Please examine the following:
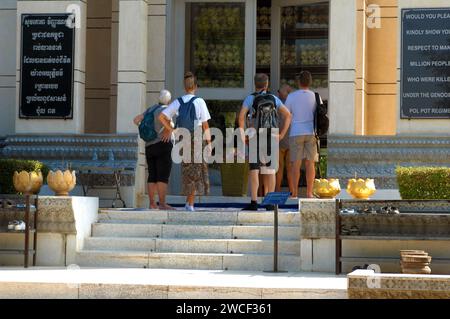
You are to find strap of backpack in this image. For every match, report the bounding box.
[313,92,322,136]
[314,92,322,178]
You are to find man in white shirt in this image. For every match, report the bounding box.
[285,71,321,198]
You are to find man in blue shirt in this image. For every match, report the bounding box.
[238,74,291,211]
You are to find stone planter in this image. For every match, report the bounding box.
[47,170,76,196]
[13,171,43,195]
[220,163,249,196]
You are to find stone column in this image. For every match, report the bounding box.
[0,0,18,136]
[116,0,148,133]
[328,0,357,135]
[15,0,87,134]
[116,0,148,207]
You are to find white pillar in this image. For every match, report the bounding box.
[0,0,17,136]
[116,0,148,133]
[15,0,87,134]
[328,0,357,135]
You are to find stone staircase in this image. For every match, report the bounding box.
[76,208,302,271]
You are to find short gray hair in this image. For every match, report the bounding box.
[159,89,171,105]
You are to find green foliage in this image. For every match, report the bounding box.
[318,150,327,178]
[0,159,50,194]
[396,166,450,200]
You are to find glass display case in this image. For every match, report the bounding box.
[279,2,329,93]
[185,3,245,88]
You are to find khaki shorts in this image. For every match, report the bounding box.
[289,135,319,162]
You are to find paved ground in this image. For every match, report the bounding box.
[0,267,348,299]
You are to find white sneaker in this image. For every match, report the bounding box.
[184,204,195,212]
[7,220,18,230]
[14,221,26,231]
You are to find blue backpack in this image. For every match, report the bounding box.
[176,96,198,132]
[139,105,160,142]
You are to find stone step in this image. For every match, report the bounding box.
[83,237,300,255]
[98,210,300,226]
[91,223,300,240]
[0,268,348,299]
[76,250,302,271]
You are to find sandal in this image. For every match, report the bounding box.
[341,225,351,235]
[350,225,360,235]
[362,207,377,214]
[388,206,400,214]
[4,200,14,209]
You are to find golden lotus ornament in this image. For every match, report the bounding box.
[47,170,76,196]
[13,171,43,195]
[313,178,341,199]
[346,178,376,199]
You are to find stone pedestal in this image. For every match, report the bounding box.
[299,199,336,272]
[15,1,87,134]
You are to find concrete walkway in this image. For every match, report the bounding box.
[0,267,348,299]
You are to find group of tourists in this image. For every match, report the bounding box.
[133,71,325,211]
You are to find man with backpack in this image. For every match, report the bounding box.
[285,71,328,199]
[238,73,292,211]
[133,89,175,210]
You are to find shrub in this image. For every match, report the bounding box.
[396,166,450,199]
[0,159,50,194]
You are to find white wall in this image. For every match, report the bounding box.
[328,0,357,135]
[0,0,17,136]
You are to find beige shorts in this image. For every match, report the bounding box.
[289,135,319,162]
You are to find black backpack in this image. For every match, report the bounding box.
[251,92,279,130]
[314,92,329,137]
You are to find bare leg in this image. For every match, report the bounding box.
[285,151,293,195]
[157,182,174,210]
[305,159,316,198]
[291,160,302,198]
[275,151,285,192]
[263,173,276,195]
[148,183,158,209]
[249,170,259,201]
[187,193,195,206]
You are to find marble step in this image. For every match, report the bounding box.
[92,223,300,240]
[98,210,300,226]
[83,237,301,255]
[76,250,302,271]
[0,268,348,299]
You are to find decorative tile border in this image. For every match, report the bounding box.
[328,135,450,189]
[348,270,450,299]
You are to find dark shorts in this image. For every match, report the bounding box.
[145,141,173,183]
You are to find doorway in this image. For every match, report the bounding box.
[258,0,329,99]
